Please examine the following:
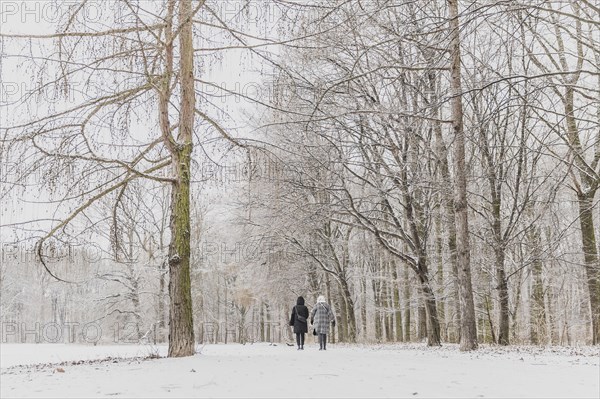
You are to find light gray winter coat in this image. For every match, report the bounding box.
[311,302,335,334]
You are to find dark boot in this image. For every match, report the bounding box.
[323,334,327,350]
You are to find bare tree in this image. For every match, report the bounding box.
[513,0,600,344]
[2,0,222,356]
[447,0,478,351]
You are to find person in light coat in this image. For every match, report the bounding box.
[310,295,336,350]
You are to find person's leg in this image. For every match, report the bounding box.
[300,333,305,349]
[323,334,327,350]
[318,333,324,350]
[296,333,301,349]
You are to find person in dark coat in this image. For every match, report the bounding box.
[310,295,336,350]
[289,296,309,350]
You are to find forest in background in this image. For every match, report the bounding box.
[0,0,598,351]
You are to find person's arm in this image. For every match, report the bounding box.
[289,308,295,326]
[310,307,316,324]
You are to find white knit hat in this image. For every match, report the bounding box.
[317,295,326,303]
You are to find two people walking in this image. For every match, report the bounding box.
[289,295,336,350]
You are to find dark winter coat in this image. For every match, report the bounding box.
[289,296,309,334]
[310,301,335,334]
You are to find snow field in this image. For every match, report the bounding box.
[1,343,598,398]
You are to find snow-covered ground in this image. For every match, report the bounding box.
[1,342,598,398]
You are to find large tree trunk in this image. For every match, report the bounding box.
[372,277,383,342]
[489,165,509,345]
[325,273,335,344]
[361,275,368,339]
[339,276,357,342]
[167,0,196,357]
[546,282,558,345]
[448,0,478,351]
[384,279,393,341]
[264,303,271,343]
[529,227,546,344]
[578,194,600,344]
[428,70,461,344]
[390,262,404,342]
[495,247,510,345]
[335,283,348,342]
[417,259,441,346]
[404,266,411,342]
[158,260,167,342]
[417,302,427,341]
[435,215,446,342]
[510,263,523,344]
[167,163,195,356]
[421,281,441,346]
